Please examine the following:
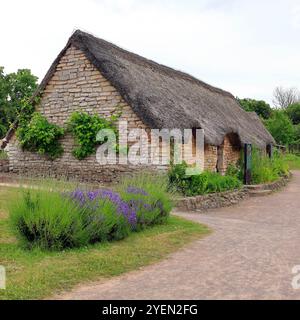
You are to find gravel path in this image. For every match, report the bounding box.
[56,171,300,300]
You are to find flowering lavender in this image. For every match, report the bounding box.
[126,186,148,196]
[100,189,137,226]
[67,188,137,227]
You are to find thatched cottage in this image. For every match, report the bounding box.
[2,30,274,182]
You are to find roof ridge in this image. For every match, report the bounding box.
[71,30,235,99]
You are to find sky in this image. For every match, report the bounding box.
[1,0,300,106]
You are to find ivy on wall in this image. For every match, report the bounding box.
[67,110,120,160]
[16,98,122,160]
[16,97,64,159]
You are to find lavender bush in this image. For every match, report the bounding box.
[10,173,173,251]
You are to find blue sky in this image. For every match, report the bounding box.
[1,0,300,105]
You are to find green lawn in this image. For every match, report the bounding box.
[283,154,300,170]
[0,186,209,300]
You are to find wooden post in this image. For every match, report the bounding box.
[266,144,273,159]
[244,143,252,185]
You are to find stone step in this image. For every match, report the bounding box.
[248,189,273,197]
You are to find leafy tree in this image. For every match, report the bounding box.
[294,124,300,144]
[237,98,272,119]
[265,111,295,146]
[0,67,38,138]
[286,103,300,125]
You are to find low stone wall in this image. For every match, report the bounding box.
[261,173,292,191]
[0,159,9,173]
[175,188,249,212]
[175,173,292,212]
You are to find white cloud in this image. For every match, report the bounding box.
[1,0,300,106]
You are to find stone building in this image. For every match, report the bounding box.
[1,30,274,182]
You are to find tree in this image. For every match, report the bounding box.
[272,86,300,109]
[265,110,295,146]
[237,98,272,119]
[0,68,38,138]
[294,124,300,144]
[286,103,300,125]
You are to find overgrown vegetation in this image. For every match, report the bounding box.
[238,90,300,149]
[282,153,300,170]
[238,98,272,119]
[16,111,64,159]
[0,67,38,138]
[9,174,173,251]
[251,149,289,184]
[168,162,242,196]
[67,110,121,159]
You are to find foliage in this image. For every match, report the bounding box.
[293,124,300,144]
[9,173,173,251]
[237,98,272,119]
[226,163,241,178]
[9,189,89,250]
[282,153,300,170]
[0,67,38,138]
[265,110,295,146]
[16,112,64,159]
[168,162,242,196]
[117,173,173,230]
[286,103,300,125]
[251,148,289,184]
[68,111,119,160]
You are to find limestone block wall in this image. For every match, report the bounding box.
[204,144,218,172]
[8,46,156,182]
[7,45,241,182]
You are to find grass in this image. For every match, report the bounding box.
[283,153,300,170]
[0,186,209,300]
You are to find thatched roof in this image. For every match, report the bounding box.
[2,30,275,148]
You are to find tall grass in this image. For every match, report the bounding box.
[282,153,300,170]
[251,148,289,184]
[9,188,89,250]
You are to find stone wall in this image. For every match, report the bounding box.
[222,134,241,172]
[8,45,156,182]
[7,45,242,182]
[0,159,9,173]
[176,188,249,212]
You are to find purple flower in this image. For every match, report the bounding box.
[126,186,148,196]
[66,188,137,227]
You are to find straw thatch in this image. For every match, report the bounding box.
[1,30,274,149]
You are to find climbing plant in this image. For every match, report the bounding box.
[67,109,121,160]
[16,97,65,159]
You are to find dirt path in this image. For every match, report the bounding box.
[56,171,300,300]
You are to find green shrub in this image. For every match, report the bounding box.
[251,148,289,184]
[117,173,173,230]
[283,153,300,170]
[168,162,242,196]
[16,112,64,159]
[67,111,119,160]
[9,189,88,250]
[9,174,173,251]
